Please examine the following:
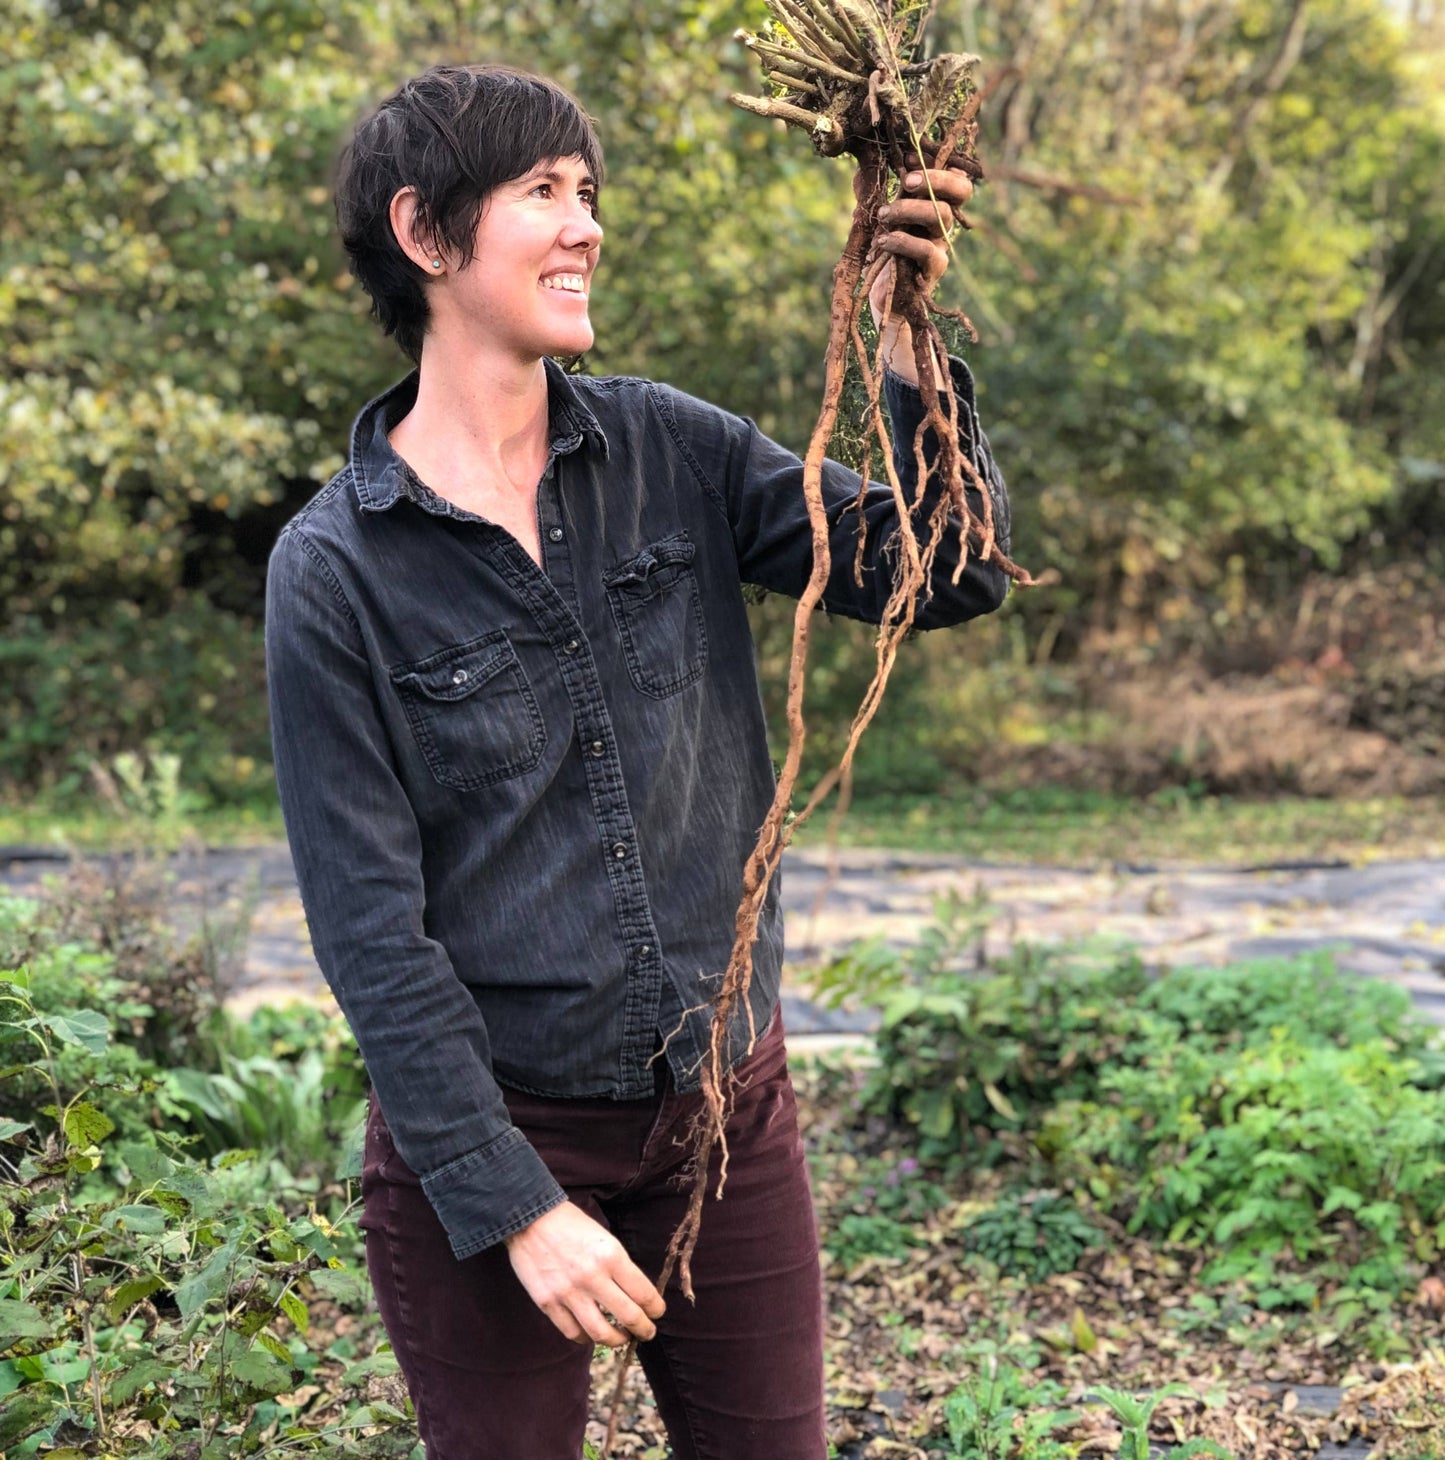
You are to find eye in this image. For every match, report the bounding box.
[530,181,553,198]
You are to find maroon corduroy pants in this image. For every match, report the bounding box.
[358,1009,827,1459]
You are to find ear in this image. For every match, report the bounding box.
[389,186,446,274]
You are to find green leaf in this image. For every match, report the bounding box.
[228,1347,295,1394]
[1089,1384,1147,1428]
[175,1241,240,1317]
[278,1290,309,1334]
[108,1357,172,1404]
[0,1299,52,1348]
[101,1203,165,1235]
[0,1389,56,1449]
[1070,1307,1098,1354]
[309,1266,368,1306]
[0,1121,31,1143]
[40,1009,110,1056]
[107,1273,167,1321]
[342,1350,401,1386]
[256,1330,294,1365]
[1322,1186,1364,1215]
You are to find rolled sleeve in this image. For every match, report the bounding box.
[881,355,1012,626]
[423,1127,569,1259]
[265,524,566,1259]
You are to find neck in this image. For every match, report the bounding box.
[391,333,552,498]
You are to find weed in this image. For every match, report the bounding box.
[962,1188,1105,1281]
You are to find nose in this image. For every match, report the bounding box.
[566,199,603,251]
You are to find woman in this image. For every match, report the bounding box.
[265,61,1008,1460]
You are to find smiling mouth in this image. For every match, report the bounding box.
[540,273,587,294]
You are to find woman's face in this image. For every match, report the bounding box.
[442,153,603,364]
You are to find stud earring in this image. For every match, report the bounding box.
[431,259,442,269]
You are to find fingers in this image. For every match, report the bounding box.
[614,1254,668,1323]
[876,230,941,267]
[505,1201,667,1350]
[541,1300,588,1345]
[573,1298,633,1348]
[873,227,947,291]
[899,154,975,211]
[879,196,959,239]
[597,1286,658,1344]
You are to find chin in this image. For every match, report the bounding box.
[548,325,594,358]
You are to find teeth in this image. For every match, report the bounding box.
[541,274,585,293]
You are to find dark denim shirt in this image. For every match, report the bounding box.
[264,355,1011,1260]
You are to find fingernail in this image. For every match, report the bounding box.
[905,172,923,189]
[879,204,892,218]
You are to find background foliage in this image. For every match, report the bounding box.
[2,0,1442,803]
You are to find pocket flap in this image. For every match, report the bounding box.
[603,532,696,589]
[389,633,517,703]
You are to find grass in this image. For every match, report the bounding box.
[792,785,1445,867]
[3,783,1441,869]
[0,794,286,852]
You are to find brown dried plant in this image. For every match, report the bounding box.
[676,0,1038,1286]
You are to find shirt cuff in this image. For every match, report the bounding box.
[420,1125,569,1261]
[882,355,980,460]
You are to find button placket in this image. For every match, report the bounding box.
[459,485,663,1097]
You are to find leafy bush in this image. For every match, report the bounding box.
[1087,1383,1233,1460]
[1,604,274,805]
[821,897,1445,1306]
[168,1045,367,1181]
[820,893,1433,1164]
[0,901,409,1456]
[815,892,1157,1162]
[961,1189,1105,1282]
[824,1212,930,1272]
[1046,1031,1445,1303]
[933,1352,1235,1460]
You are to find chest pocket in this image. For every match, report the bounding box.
[389,631,546,792]
[603,532,708,699]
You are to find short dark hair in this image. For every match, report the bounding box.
[335,64,604,362]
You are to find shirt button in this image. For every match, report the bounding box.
[589,740,605,757]
[638,944,651,957]
[547,526,564,542]
[612,842,629,860]
[451,668,469,684]
[563,638,580,654]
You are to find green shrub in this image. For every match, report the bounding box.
[961,1189,1105,1282]
[934,1354,1236,1460]
[167,1045,367,1183]
[938,1353,1079,1460]
[0,602,273,806]
[816,893,1157,1163]
[1046,1030,1445,1303]
[822,898,1445,1306]
[1086,1384,1233,1460]
[0,952,408,1456]
[824,1212,930,1271]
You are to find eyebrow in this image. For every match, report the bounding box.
[519,166,599,190]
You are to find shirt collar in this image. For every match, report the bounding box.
[350,356,610,515]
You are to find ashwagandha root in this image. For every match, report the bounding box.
[602,3,1039,1449]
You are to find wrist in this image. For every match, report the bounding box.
[877,320,917,385]
[504,1198,569,1249]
